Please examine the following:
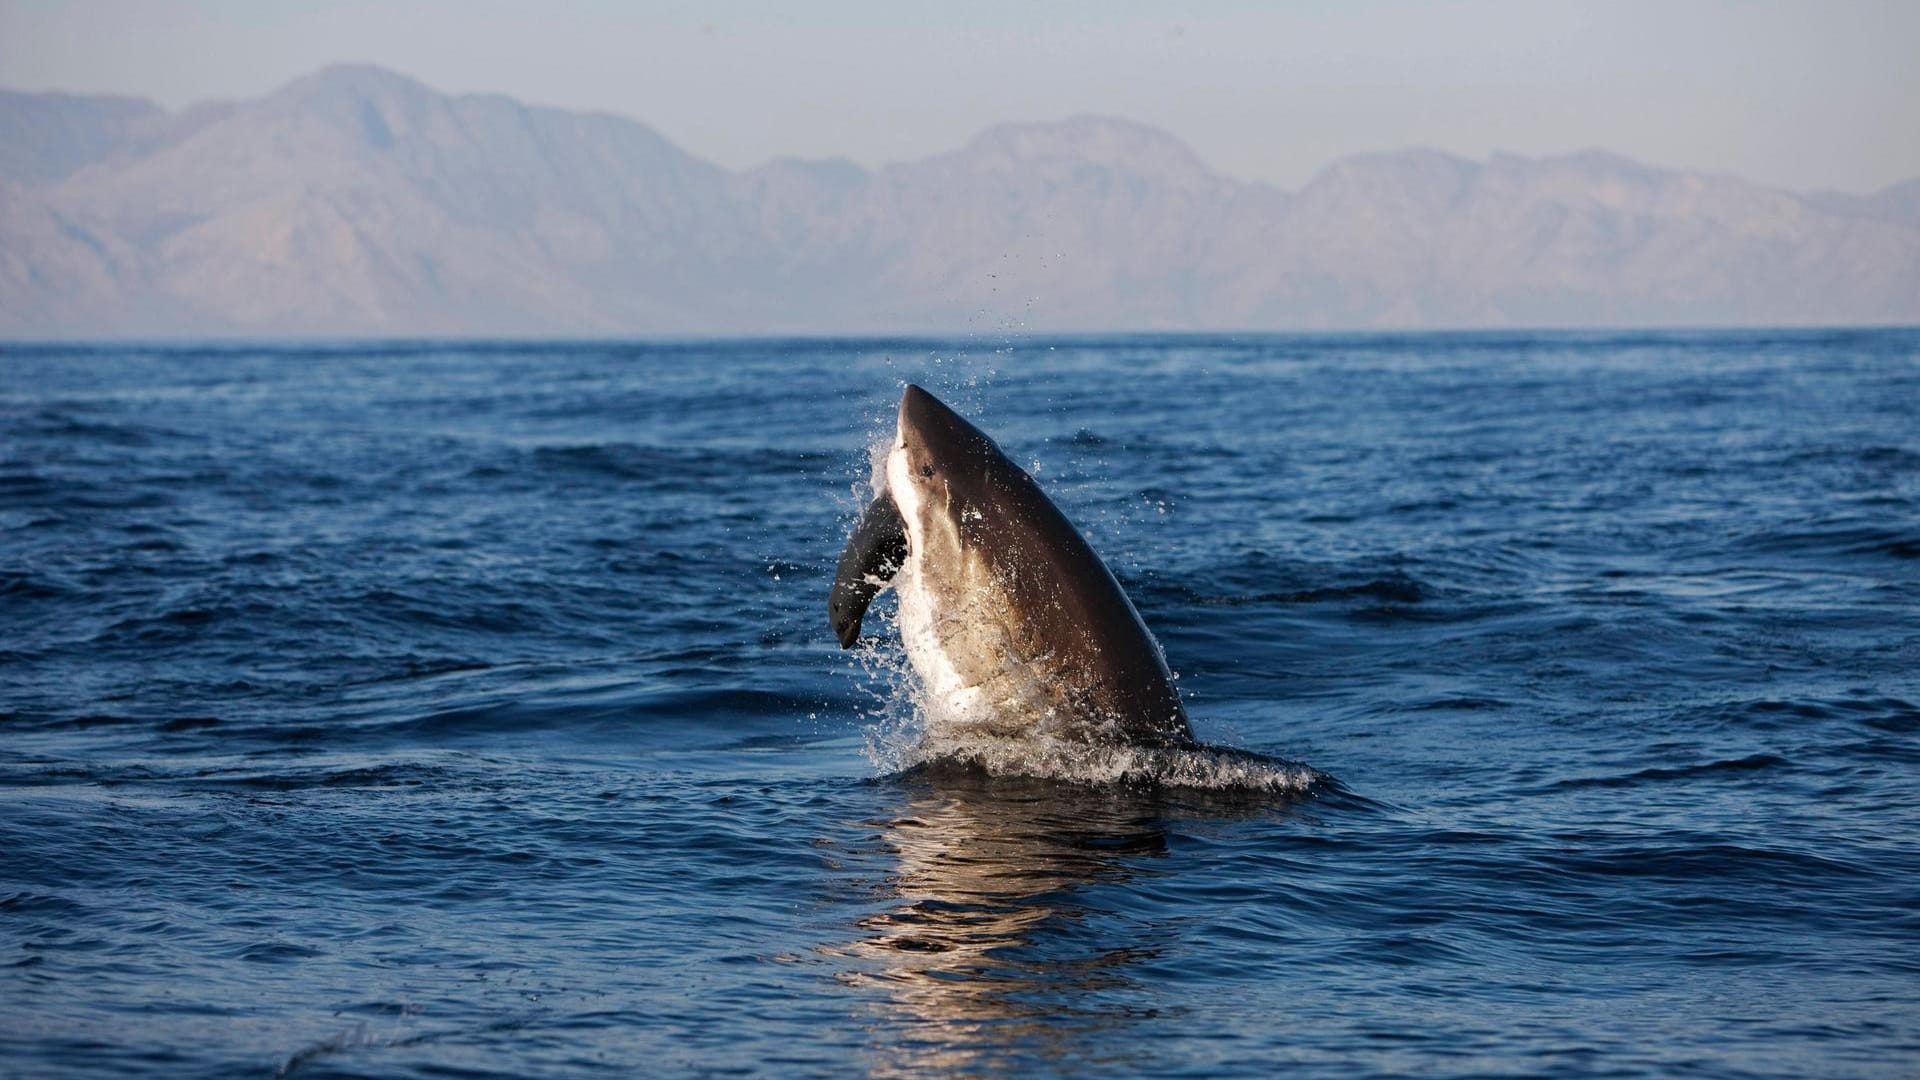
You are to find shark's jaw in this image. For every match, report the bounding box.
[885,426,984,729]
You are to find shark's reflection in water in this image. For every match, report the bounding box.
[844,762,1308,1078]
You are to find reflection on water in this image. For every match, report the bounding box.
[845,766,1306,1078]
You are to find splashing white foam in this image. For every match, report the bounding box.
[897,729,1323,793]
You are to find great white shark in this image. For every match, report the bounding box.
[830,385,1195,749]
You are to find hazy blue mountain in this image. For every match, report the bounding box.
[1808,178,1920,229]
[1251,148,1920,328]
[2,65,1915,336]
[0,90,172,187]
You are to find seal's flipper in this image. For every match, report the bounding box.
[829,492,908,648]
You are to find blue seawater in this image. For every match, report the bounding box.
[2,332,1917,1078]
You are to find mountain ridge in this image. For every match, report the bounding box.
[3,64,1915,337]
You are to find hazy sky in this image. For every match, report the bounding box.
[2,0,1914,194]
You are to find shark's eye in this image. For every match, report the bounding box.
[919,464,935,478]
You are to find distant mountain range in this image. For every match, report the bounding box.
[3,64,1916,337]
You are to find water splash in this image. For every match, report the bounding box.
[898,730,1324,792]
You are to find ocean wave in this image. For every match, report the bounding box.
[1732,519,1920,560]
[1545,753,1790,791]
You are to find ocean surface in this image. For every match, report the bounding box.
[2,331,1917,1078]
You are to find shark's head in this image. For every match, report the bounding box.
[893,384,1001,492]
[828,385,991,651]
